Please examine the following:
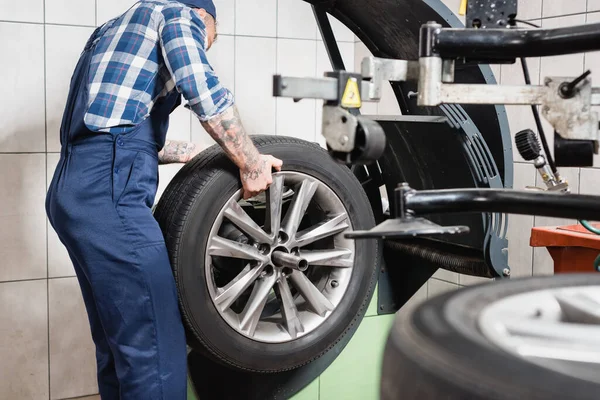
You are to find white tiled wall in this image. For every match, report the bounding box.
[1,0,598,397]
[0,0,354,398]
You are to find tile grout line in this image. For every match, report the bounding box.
[43,0,52,396]
[0,19,96,28]
[0,276,78,285]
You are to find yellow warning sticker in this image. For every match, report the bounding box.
[341,78,362,109]
[459,0,467,15]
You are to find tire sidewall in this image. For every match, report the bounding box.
[176,140,380,372]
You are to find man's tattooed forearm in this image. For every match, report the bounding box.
[158,140,198,164]
[203,106,262,176]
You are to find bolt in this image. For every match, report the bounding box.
[339,135,349,146]
[331,280,339,288]
[379,305,384,310]
[503,268,511,277]
[542,106,550,114]
[544,77,552,85]
[258,244,271,255]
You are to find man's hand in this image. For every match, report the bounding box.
[240,155,283,199]
[200,105,285,199]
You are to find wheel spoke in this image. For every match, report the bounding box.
[281,180,318,240]
[276,278,304,339]
[265,174,284,239]
[214,264,264,312]
[208,236,265,262]
[299,249,354,268]
[293,213,349,248]
[224,199,271,243]
[239,273,277,336]
[289,271,334,317]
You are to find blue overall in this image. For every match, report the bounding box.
[46,26,187,399]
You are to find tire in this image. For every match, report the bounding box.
[154,135,380,373]
[381,274,600,400]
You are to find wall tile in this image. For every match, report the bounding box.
[0,0,43,22]
[540,16,585,78]
[378,83,402,116]
[542,0,586,17]
[278,0,317,40]
[214,0,235,35]
[46,0,96,26]
[235,37,277,135]
[317,40,355,75]
[49,278,97,400]
[533,167,580,275]
[328,14,355,42]
[47,154,76,278]
[506,163,536,277]
[585,13,600,94]
[277,39,317,141]
[459,275,493,286]
[579,168,600,196]
[191,35,237,146]
[427,278,459,298]
[589,1,600,12]
[0,280,48,399]
[432,269,459,284]
[319,315,395,400]
[235,0,277,37]
[0,154,47,282]
[46,25,96,153]
[155,164,185,206]
[167,102,192,143]
[0,22,45,153]
[96,0,137,26]
[518,0,542,20]
[208,35,236,93]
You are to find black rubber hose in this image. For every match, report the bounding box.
[406,189,600,221]
[385,240,493,278]
[520,57,558,174]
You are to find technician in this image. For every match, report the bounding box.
[46,1,282,398]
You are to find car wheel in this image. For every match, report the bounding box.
[381,274,600,399]
[154,135,380,373]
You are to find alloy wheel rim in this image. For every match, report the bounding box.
[205,172,355,343]
[478,286,600,383]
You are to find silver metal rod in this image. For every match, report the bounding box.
[272,251,309,272]
[436,84,547,106]
[275,76,373,102]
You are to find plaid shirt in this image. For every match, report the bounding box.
[84,0,233,134]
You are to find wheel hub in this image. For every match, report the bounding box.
[205,171,355,343]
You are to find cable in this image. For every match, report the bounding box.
[579,220,600,272]
[580,220,600,235]
[512,20,558,174]
[520,58,558,174]
[514,19,541,28]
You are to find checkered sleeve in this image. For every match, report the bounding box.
[159,15,234,121]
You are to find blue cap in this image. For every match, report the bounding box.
[181,0,217,20]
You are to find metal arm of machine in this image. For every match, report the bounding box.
[431,22,600,60]
[346,183,600,241]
